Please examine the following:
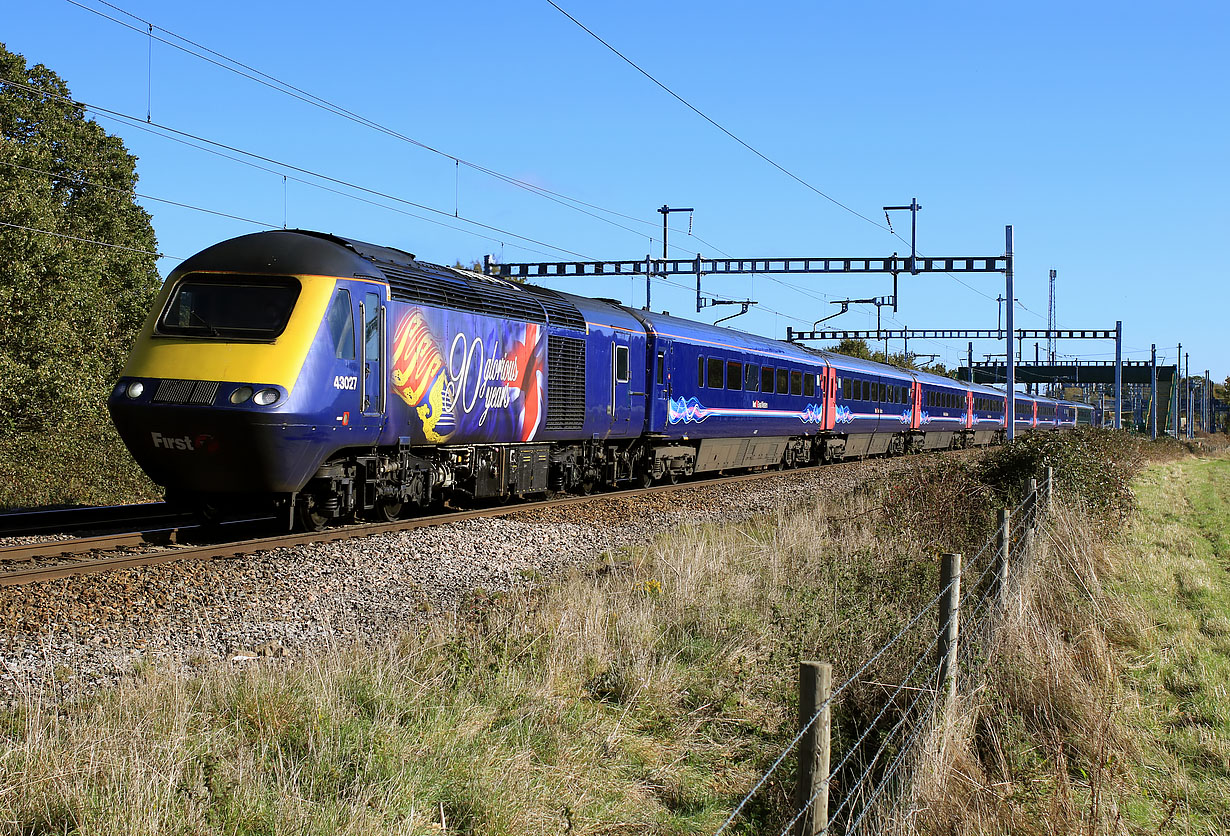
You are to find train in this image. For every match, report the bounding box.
[107,230,1093,530]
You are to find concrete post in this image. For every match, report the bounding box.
[938,553,962,706]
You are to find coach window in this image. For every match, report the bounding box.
[727,360,743,390]
[707,357,724,389]
[698,356,705,388]
[804,373,815,398]
[615,345,630,384]
[326,289,355,359]
[777,368,789,395]
[762,366,775,394]
[364,291,380,363]
[790,370,803,396]
[746,363,759,392]
[861,379,870,401]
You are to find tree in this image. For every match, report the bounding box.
[828,338,873,360]
[0,43,162,435]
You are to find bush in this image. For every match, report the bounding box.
[977,428,1144,528]
[0,421,159,509]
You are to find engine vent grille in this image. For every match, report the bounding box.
[382,264,548,325]
[519,285,587,331]
[546,335,586,431]
[153,379,219,405]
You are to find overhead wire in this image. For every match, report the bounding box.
[0,76,596,262]
[0,220,174,259]
[545,1,1028,316]
[88,112,565,260]
[60,0,1032,330]
[2,160,279,230]
[62,0,696,253]
[544,0,889,232]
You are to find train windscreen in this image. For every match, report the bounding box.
[157,275,302,340]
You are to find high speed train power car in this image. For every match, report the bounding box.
[107,230,1091,529]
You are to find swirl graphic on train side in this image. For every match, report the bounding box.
[667,398,828,425]
[668,397,711,424]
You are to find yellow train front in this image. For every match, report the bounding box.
[108,231,399,525]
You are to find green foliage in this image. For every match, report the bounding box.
[829,337,873,360]
[977,427,1145,527]
[0,42,162,437]
[0,424,159,509]
[824,337,959,377]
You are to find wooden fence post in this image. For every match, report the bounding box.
[795,661,832,836]
[937,553,962,707]
[996,509,1011,605]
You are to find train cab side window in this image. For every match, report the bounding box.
[615,345,630,384]
[656,352,665,385]
[790,370,803,396]
[707,357,725,389]
[698,356,705,388]
[746,363,759,392]
[326,289,355,359]
[762,366,775,394]
[726,360,743,391]
[777,368,790,395]
[804,373,815,398]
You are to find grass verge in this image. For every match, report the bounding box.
[0,430,1218,834]
[900,443,1230,834]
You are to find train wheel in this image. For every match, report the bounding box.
[296,499,329,532]
[377,500,404,522]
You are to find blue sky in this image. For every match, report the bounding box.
[5,1,1227,382]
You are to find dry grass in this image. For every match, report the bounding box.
[0,481,965,835]
[2,435,1205,835]
[888,449,1230,836]
[896,501,1137,835]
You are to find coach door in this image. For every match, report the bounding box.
[612,332,632,431]
[653,339,672,421]
[359,291,386,419]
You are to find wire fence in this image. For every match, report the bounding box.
[712,467,1054,836]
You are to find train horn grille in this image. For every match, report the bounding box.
[153,379,220,405]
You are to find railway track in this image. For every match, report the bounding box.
[0,502,192,538]
[0,445,990,590]
[0,463,835,588]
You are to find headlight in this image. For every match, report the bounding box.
[125,381,144,399]
[229,386,253,404]
[253,387,281,406]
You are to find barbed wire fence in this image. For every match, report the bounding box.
[712,467,1054,836]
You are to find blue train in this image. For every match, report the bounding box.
[108,230,1091,529]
